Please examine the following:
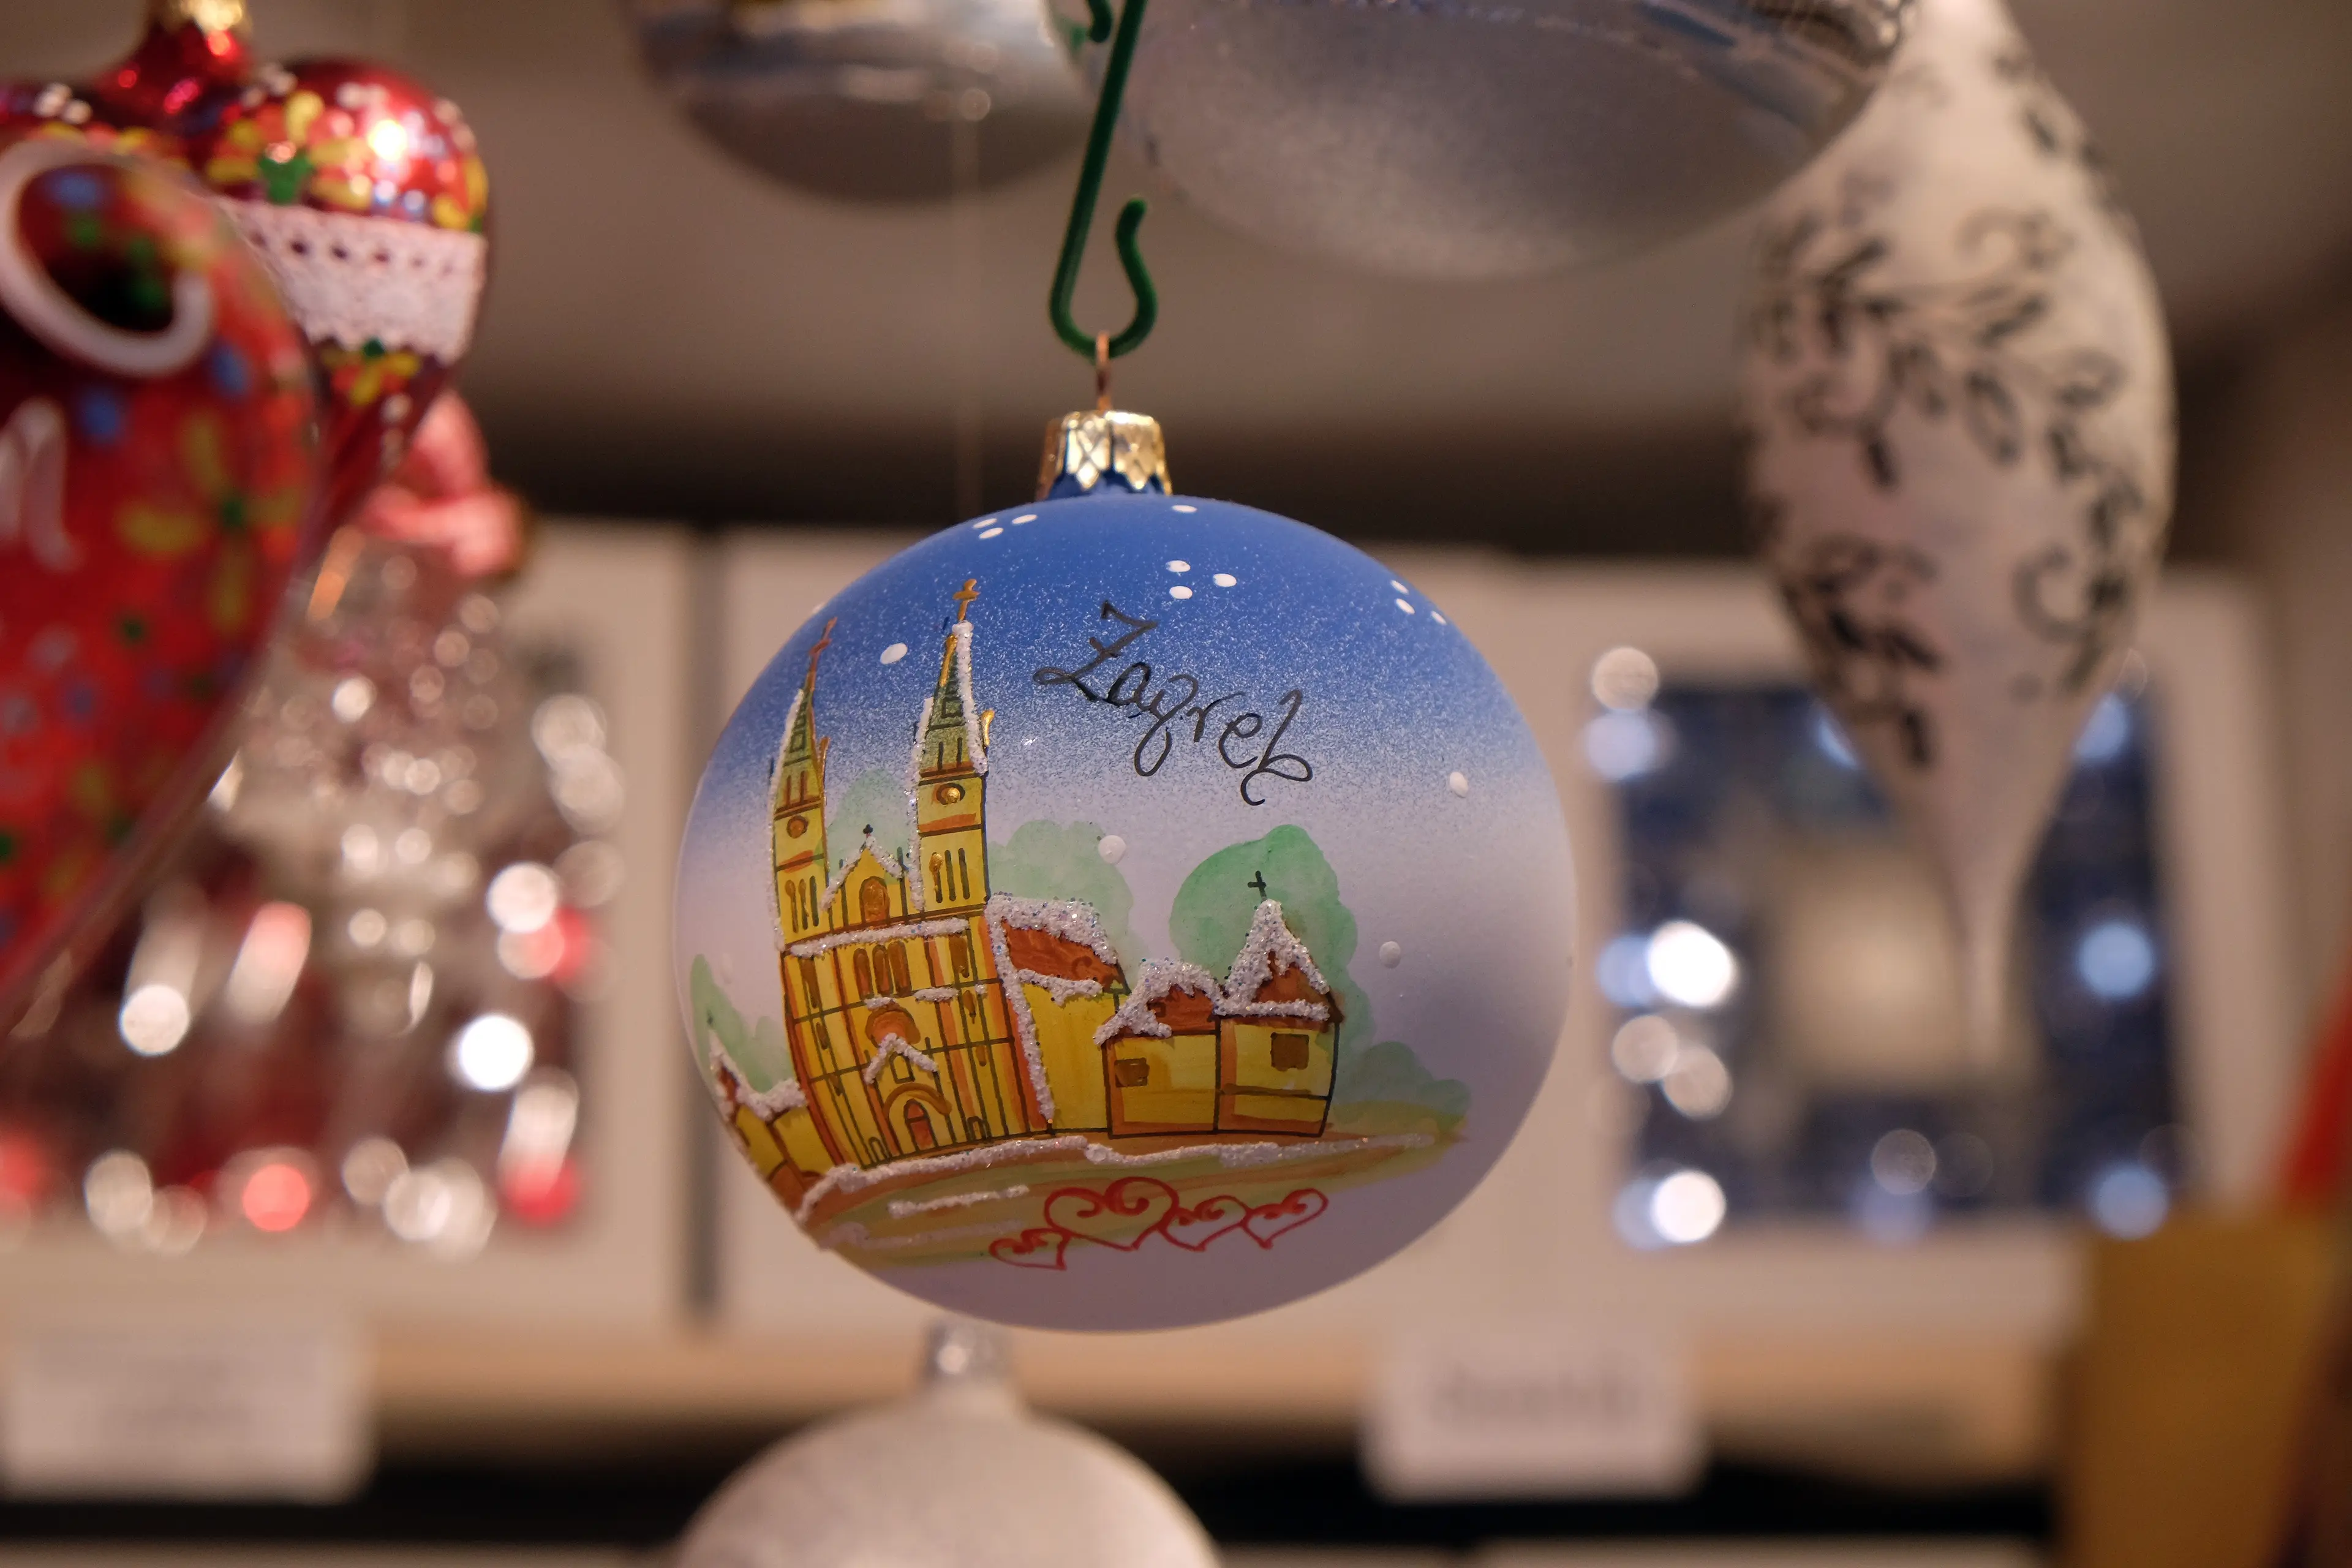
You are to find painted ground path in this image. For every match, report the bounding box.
[794,1106,1455,1270]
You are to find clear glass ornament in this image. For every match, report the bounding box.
[624,0,1093,201]
[0,535,620,1257]
[1077,0,1913,278]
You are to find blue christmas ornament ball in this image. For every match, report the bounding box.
[675,485,1574,1329]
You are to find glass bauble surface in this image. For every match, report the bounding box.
[197,56,492,526]
[624,0,1091,202]
[0,131,318,1023]
[676,484,1573,1330]
[1080,0,1912,278]
[1739,0,2173,1063]
[677,1324,1217,1567]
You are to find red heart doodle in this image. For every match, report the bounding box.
[1044,1177,1177,1251]
[1243,1189,1330,1248]
[989,1228,1069,1270]
[1163,1194,1251,1251]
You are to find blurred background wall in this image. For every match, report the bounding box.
[6,1,2352,554]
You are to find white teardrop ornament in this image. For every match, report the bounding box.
[1739,0,2174,1066]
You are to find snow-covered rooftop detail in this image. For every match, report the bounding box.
[1093,959,1221,1045]
[769,685,805,805]
[741,1077,808,1118]
[1019,973,1104,1006]
[902,693,932,916]
[710,1045,807,1119]
[1223,899,1330,1009]
[786,916,971,960]
[862,1031,939,1084]
[763,681,809,946]
[948,620,987,777]
[1221,997,1331,1023]
[986,895,1121,971]
[778,832,910,949]
[982,908,1060,1123]
[909,620,989,781]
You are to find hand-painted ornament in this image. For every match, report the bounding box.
[0,132,319,1026]
[678,1321,1218,1568]
[1079,0,1912,279]
[1738,0,2173,1064]
[198,58,491,527]
[623,0,1091,202]
[676,412,1574,1330]
[1,0,252,160]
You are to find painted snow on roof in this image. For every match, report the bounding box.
[1223,899,1331,1008]
[1093,959,1222,1045]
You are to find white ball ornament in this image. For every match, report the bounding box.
[1077,0,1914,277]
[675,412,1574,1329]
[676,1322,1219,1568]
[1739,0,2173,1063]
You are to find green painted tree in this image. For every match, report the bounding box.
[824,768,910,875]
[988,820,1146,970]
[1169,827,1465,1125]
[1169,826,1372,1051]
[688,956,793,1093]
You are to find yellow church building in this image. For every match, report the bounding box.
[730,581,1341,1187]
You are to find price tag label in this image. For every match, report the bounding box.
[2,1315,370,1499]
[1364,1324,1702,1500]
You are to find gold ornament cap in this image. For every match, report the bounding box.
[1037,409,1170,501]
[149,0,249,35]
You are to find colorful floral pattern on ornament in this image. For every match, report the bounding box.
[205,69,486,232]
[0,141,316,982]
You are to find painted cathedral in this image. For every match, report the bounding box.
[718,581,1344,1204]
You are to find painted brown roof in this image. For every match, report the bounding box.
[1001,925,1121,986]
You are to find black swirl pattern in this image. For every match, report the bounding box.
[1744,35,2168,763]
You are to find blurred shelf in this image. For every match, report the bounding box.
[368,1328,2055,1483]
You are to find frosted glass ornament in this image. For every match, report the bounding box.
[675,413,1573,1330]
[1078,0,1911,279]
[1739,0,2173,1064]
[625,0,1091,202]
[678,1322,1217,1568]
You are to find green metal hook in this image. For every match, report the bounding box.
[1048,0,1158,362]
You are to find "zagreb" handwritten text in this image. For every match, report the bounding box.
[1033,601,1312,805]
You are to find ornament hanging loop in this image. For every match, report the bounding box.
[1093,333,1112,411]
[1048,0,1158,364]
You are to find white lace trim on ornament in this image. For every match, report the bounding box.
[224,199,486,361]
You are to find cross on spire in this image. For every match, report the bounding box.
[805,617,836,679]
[951,579,980,623]
[1248,871,1269,898]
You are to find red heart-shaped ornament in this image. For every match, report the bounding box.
[0,132,319,1023]
[5,10,489,533]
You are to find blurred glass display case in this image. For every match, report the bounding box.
[1595,676,2182,1245]
[0,526,693,1339]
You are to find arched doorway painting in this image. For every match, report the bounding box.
[888,1090,956,1155]
[859,876,891,925]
